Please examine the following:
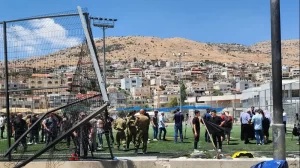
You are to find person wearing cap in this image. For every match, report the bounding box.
[151,110,159,141]
[134,109,150,154]
[73,112,93,158]
[114,113,127,151]
[126,111,137,149]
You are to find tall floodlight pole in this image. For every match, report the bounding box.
[173,52,186,112]
[90,17,117,89]
[270,0,285,160]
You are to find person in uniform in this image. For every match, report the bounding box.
[113,113,127,151]
[12,113,27,152]
[126,111,137,149]
[134,109,150,154]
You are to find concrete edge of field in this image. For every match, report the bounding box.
[1,158,299,168]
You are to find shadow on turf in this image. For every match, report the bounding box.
[227,143,239,145]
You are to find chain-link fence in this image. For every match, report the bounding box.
[240,80,299,125]
[0,8,112,168]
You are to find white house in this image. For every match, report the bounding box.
[236,81,253,91]
[120,77,143,91]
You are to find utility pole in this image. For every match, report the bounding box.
[90,17,117,89]
[173,52,186,112]
[270,0,286,160]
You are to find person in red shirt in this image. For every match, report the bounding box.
[220,110,233,145]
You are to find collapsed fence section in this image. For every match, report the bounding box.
[0,7,112,168]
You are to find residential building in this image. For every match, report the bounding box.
[290,68,300,77]
[144,70,156,78]
[120,77,143,91]
[255,72,272,81]
[130,86,152,98]
[127,68,143,78]
[109,92,127,108]
[213,82,232,92]
[236,81,253,91]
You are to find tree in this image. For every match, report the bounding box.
[167,97,178,108]
[141,104,149,108]
[180,83,187,105]
[212,89,224,96]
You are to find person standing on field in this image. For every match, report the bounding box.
[192,110,200,152]
[135,109,150,154]
[126,111,137,149]
[158,112,167,141]
[113,114,127,151]
[151,110,159,141]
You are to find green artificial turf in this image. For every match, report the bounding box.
[0,125,299,160]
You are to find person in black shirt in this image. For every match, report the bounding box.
[12,113,27,152]
[192,110,200,152]
[151,111,159,141]
[28,114,40,144]
[73,112,92,158]
[209,110,223,152]
[107,115,114,145]
[173,108,184,143]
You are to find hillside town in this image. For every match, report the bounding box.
[2,58,299,124]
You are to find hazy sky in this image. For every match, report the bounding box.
[0,0,299,45]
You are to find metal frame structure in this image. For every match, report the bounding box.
[1,6,113,167]
[90,17,117,89]
[270,0,285,160]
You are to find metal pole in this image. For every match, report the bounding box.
[3,21,11,161]
[102,27,106,89]
[179,55,182,112]
[270,0,286,160]
[258,91,261,108]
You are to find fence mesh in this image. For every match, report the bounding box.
[0,11,109,168]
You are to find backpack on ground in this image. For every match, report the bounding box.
[251,160,288,168]
[292,126,299,136]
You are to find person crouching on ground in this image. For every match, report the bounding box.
[192,110,200,152]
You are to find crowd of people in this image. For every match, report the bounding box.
[0,106,299,158]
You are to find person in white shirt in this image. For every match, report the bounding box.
[283,109,287,133]
[0,115,5,139]
[158,112,168,141]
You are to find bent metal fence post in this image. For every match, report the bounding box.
[0,6,112,168]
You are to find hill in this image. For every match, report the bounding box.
[99,36,299,66]
[6,36,300,68]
